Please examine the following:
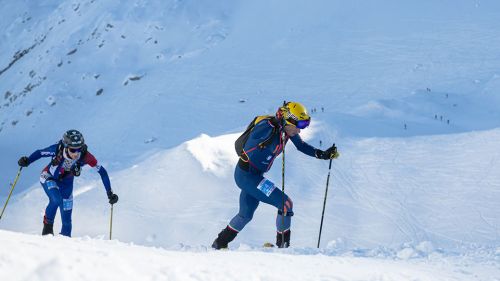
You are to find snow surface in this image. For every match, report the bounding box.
[1,0,500,280]
[1,229,499,281]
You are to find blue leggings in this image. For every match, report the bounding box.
[229,165,293,232]
[41,180,73,237]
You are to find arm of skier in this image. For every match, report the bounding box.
[290,134,339,160]
[82,152,118,204]
[82,152,112,192]
[18,143,59,167]
[290,134,317,157]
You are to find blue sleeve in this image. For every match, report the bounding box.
[27,143,58,163]
[97,166,112,193]
[290,134,317,157]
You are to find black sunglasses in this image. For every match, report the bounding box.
[68,147,82,153]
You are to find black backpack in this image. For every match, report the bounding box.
[235,115,281,157]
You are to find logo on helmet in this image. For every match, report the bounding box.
[63,129,84,148]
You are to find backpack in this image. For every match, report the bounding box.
[235,115,281,157]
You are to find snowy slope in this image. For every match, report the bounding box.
[1,230,499,281]
[3,125,500,252]
[1,1,500,280]
[2,0,500,190]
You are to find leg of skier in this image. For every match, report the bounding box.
[212,190,259,249]
[233,166,294,247]
[59,183,74,237]
[41,180,62,235]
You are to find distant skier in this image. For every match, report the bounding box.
[212,102,339,249]
[17,130,118,237]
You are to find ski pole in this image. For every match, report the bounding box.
[1,167,23,221]
[317,145,334,248]
[280,129,286,247]
[109,204,114,240]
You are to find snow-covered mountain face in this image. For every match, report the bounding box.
[1,0,500,254]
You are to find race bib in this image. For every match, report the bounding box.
[63,197,73,211]
[257,178,276,197]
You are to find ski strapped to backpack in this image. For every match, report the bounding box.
[234,115,281,161]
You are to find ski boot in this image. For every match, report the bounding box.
[42,222,54,236]
[42,216,54,236]
[212,226,238,250]
[276,230,290,248]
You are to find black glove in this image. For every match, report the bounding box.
[18,156,30,167]
[107,190,119,205]
[315,145,339,160]
[71,162,81,177]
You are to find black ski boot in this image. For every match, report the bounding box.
[42,216,54,236]
[276,230,291,248]
[212,226,238,250]
[42,223,54,235]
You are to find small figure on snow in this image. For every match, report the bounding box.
[212,102,339,249]
[17,129,118,237]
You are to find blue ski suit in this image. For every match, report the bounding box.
[229,119,317,233]
[28,142,112,236]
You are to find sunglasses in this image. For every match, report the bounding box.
[68,147,82,153]
[288,118,311,129]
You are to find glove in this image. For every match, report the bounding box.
[107,190,119,205]
[71,163,81,177]
[315,145,339,160]
[18,156,30,167]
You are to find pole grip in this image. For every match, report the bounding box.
[328,143,335,169]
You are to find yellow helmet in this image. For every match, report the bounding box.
[278,101,311,129]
